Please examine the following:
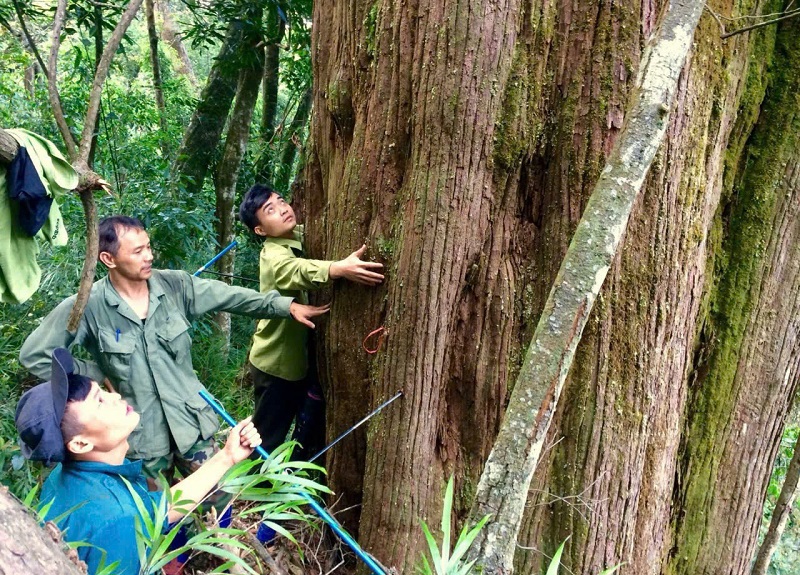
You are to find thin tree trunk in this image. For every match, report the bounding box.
[86,3,104,167]
[145,0,170,157]
[257,6,285,183]
[155,0,197,86]
[212,36,265,344]
[752,426,800,575]
[274,88,312,193]
[171,9,258,198]
[0,488,85,574]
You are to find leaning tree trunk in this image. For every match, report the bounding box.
[0,488,84,574]
[299,0,800,573]
[155,0,197,86]
[171,6,261,198]
[212,34,265,343]
[752,421,800,575]
[274,87,312,193]
[256,6,285,183]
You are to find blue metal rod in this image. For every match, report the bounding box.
[199,390,387,575]
[193,240,238,277]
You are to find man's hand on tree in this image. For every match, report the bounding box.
[290,302,331,328]
[222,416,262,465]
[329,244,385,286]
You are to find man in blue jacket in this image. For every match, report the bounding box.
[15,348,261,575]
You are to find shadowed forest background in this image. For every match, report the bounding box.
[0,0,799,574]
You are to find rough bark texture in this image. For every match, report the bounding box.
[212,38,265,339]
[299,0,800,573]
[466,0,704,570]
[274,87,312,192]
[171,11,257,197]
[0,488,85,575]
[257,7,285,183]
[752,429,800,575]
[667,15,800,575]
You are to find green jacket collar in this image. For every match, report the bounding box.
[102,272,166,322]
[265,226,304,252]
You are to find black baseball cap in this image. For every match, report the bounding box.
[15,348,86,463]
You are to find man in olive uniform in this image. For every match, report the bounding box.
[20,215,327,480]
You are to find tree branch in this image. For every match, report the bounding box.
[751,423,800,575]
[721,8,800,38]
[11,0,49,76]
[68,185,99,332]
[77,0,145,161]
[47,0,77,159]
[0,129,19,164]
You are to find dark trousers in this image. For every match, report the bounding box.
[250,363,325,461]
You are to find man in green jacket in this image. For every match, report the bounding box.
[238,184,384,459]
[20,215,327,480]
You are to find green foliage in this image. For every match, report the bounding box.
[130,441,329,574]
[758,423,800,575]
[543,538,622,575]
[417,476,490,575]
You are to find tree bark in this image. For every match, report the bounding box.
[0,488,85,575]
[171,8,259,198]
[257,6,285,183]
[145,0,170,157]
[212,34,265,342]
[752,426,800,575]
[274,87,312,193]
[667,14,800,575]
[467,0,704,570]
[298,0,800,573]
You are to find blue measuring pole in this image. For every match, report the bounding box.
[193,240,239,277]
[199,390,387,575]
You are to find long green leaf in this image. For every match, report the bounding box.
[545,539,568,575]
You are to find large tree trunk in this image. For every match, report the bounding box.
[0,488,85,574]
[300,0,800,573]
[212,35,265,342]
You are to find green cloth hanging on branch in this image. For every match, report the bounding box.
[0,128,76,304]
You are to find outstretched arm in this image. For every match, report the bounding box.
[329,245,384,286]
[19,295,104,381]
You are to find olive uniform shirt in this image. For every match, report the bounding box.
[248,226,331,382]
[20,270,294,459]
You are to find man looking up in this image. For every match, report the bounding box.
[238,184,384,459]
[15,347,261,575]
[20,215,327,481]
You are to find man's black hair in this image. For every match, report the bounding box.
[60,373,92,451]
[238,184,277,233]
[99,215,146,257]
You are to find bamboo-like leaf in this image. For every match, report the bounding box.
[421,521,445,575]
[441,477,453,566]
[545,539,568,575]
[598,562,624,575]
[449,514,490,566]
